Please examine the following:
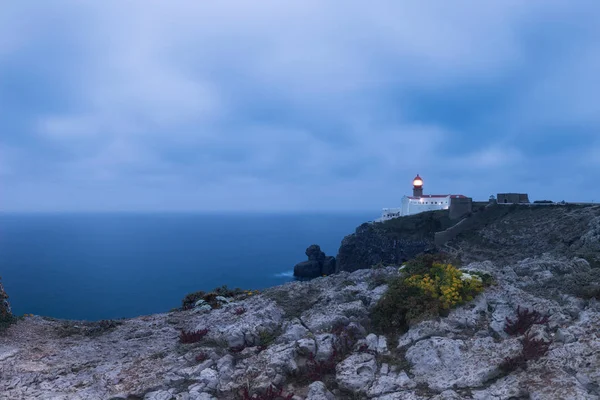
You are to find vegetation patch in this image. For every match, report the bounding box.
[0,277,16,334]
[504,306,549,336]
[179,328,209,344]
[499,332,552,373]
[368,266,393,290]
[263,286,321,319]
[195,351,209,362]
[290,323,361,388]
[401,253,461,276]
[238,384,294,400]
[372,255,486,335]
[181,285,257,311]
[233,306,247,315]
[257,327,281,348]
[0,314,18,334]
[57,319,123,338]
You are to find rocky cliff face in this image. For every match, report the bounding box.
[444,204,600,265]
[337,204,600,273]
[2,251,599,399]
[336,211,455,273]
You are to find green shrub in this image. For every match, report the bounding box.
[371,262,485,334]
[181,285,251,310]
[462,269,495,286]
[181,291,207,310]
[402,253,460,276]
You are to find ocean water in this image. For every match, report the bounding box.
[0,212,373,321]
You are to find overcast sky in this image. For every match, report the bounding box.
[1,1,599,212]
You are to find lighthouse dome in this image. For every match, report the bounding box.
[413,174,423,187]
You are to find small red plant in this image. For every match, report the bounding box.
[233,307,247,315]
[229,344,246,353]
[521,332,551,360]
[256,345,267,353]
[499,354,526,373]
[179,328,209,344]
[504,305,549,336]
[330,322,346,336]
[195,352,209,362]
[358,343,369,352]
[239,384,294,400]
[305,348,338,382]
[499,332,551,373]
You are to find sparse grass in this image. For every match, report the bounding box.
[257,327,280,348]
[238,385,294,400]
[56,319,123,338]
[200,336,230,349]
[181,285,250,311]
[401,253,461,276]
[263,286,321,319]
[367,268,392,290]
[0,314,18,334]
[150,351,168,360]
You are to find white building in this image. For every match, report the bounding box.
[379,174,467,221]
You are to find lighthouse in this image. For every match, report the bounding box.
[378,174,468,220]
[412,174,424,197]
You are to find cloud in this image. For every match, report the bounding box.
[1,0,600,210]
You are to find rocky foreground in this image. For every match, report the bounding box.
[1,253,600,399]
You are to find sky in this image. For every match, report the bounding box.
[1,1,599,212]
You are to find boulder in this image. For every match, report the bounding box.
[293,245,337,279]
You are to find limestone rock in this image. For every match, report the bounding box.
[306,381,335,400]
[405,336,516,392]
[336,353,377,393]
[1,253,600,399]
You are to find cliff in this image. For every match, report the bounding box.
[336,210,456,273]
[336,204,600,272]
[1,205,600,399]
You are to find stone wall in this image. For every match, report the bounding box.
[449,197,472,220]
[497,193,530,204]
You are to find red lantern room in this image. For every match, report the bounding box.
[413,174,424,197]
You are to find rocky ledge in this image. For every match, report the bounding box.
[1,253,600,399]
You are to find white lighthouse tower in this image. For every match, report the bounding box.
[379,174,467,221]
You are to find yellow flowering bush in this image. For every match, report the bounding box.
[371,255,488,335]
[405,263,483,309]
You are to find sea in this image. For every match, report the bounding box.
[0,212,374,321]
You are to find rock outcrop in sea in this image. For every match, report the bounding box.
[1,204,599,399]
[293,244,336,279]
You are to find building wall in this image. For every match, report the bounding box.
[381,207,403,220]
[404,197,449,216]
[497,193,530,204]
[449,197,473,220]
